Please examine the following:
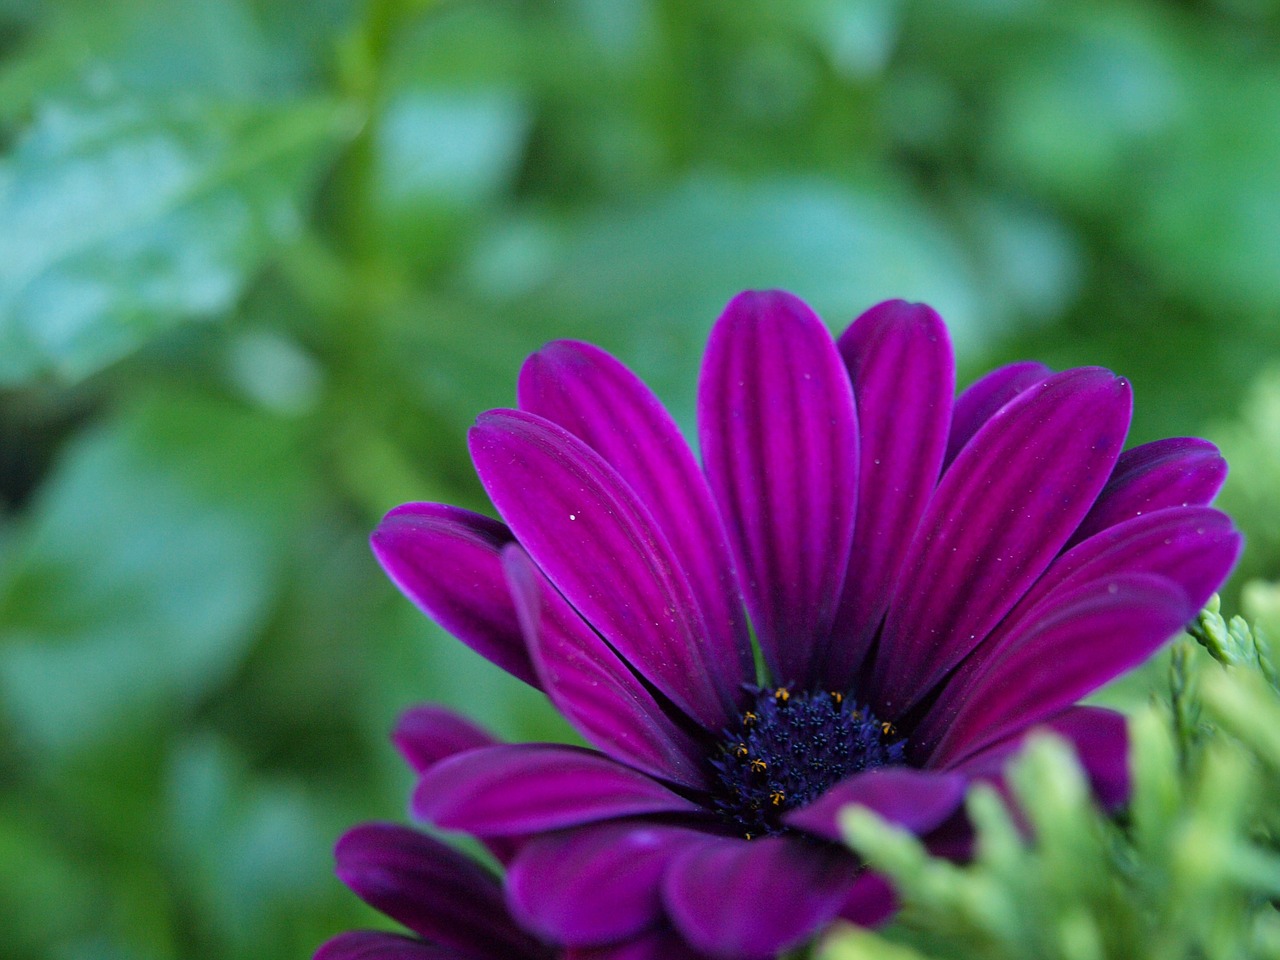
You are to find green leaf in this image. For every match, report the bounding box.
[986,12,1186,212]
[0,802,98,956]
[0,96,352,385]
[165,733,341,958]
[1128,64,1280,315]
[0,0,327,114]
[374,87,530,214]
[0,391,310,753]
[365,86,532,266]
[775,0,905,80]
[1199,667,1280,772]
[1187,593,1277,688]
[821,925,935,960]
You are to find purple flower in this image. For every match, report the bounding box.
[315,820,553,960]
[318,707,712,960]
[366,291,1240,960]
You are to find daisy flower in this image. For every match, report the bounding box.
[318,706,716,960]
[367,290,1239,959]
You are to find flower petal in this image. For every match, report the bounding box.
[663,834,856,960]
[392,706,501,776]
[945,361,1052,469]
[1068,438,1228,547]
[334,823,544,959]
[838,871,898,928]
[314,931,474,960]
[830,300,954,685]
[508,822,703,947]
[414,744,702,835]
[371,504,538,688]
[470,410,743,730]
[1002,507,1238,642]
[699,290,860,686]
[1049,706,1131,809]
[950,706,1130,809]
[870,368,1132,715]
[518,339,752,684]
[503,545,708,788]
[564,928,712,960]
[930,575,1189,767]
[912,507,1241,760]
[784,768,967,842]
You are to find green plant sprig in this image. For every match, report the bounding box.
[821,597,1280,960]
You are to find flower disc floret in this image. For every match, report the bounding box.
[711,686,906,839]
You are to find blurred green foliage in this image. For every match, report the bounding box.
[2,1,1280,958]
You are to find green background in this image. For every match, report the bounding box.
[2,1,1280,957]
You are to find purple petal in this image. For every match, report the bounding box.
[334,823,545,959]
[698,290,860,686]
[314,931,471,960]
[920,814,976,862]
[1051,706,1131,808]
[930,575,1189,767]
[518,339,752,685]
[564,928,712,960]
[949,706,1130,809]
[838,871,898,928]
[371,504,539,688]
[912,507,1241,760]
[945,361,1052,469]
[392,706,500,776]
[830,301,954,685]
[1003,507,1238,642]
[388,709,520,867]
[414,744,702,835]
[469,409,743,730]
[784,768,967,842]
[508,822,702,946]
[663,835,856,960]
[1068,438,1228,547]
[503,545,708,788]
[869,367,1132,716]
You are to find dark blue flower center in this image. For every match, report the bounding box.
[709,686,907,839]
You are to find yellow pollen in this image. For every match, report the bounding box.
[749,758,768,774]
[881,721,897,736]
[734,743,748,758]
[774,688,790,703]
[743,711,758,726]
[830,691,844,705]
[770,790,785,806]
